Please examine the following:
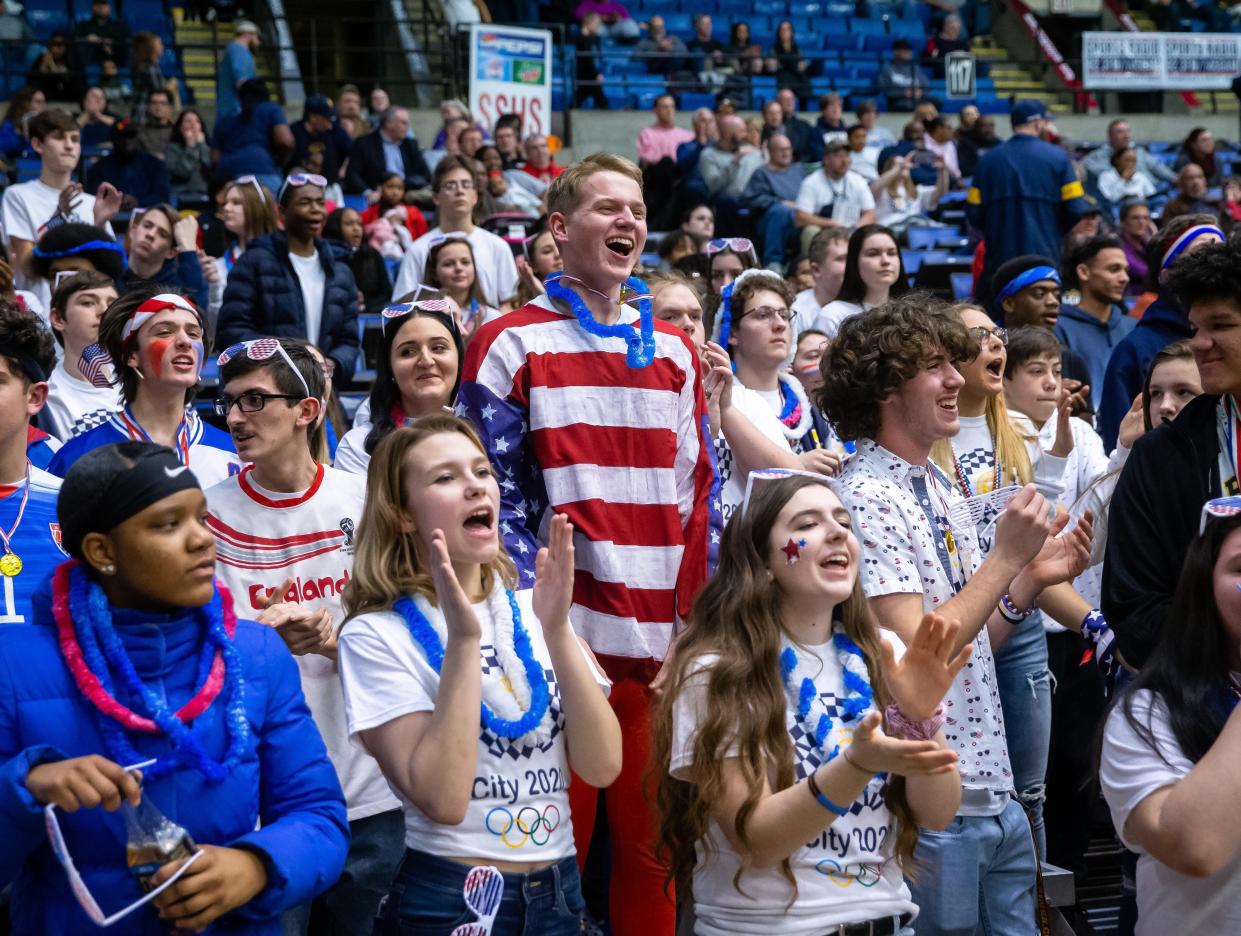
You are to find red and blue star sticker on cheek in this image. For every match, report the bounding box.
[781,538,807,564]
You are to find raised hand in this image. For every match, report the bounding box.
[533,514,576,633]
[879,613,972,722]
[428,529,482,642]
[58,181,83,219]
[1118,394,1146,449]
[26,755,142,812]
[1027,509,1094,590]
[92,182,123,226]
[1049,386,1076,458]
[198,249,219,285]
[845,711,959,777]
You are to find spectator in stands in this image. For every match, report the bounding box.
[430,100,471,149]
[699,114,764,234]
[475,145,540,215]
[575,0,639,40]
[1117,198,1154,299]
[878,39,931,112]
[705,237,757,300]
[0,2,35,48]
[741,133,825,273]
[683,203,714,239]
[216,20,260,119]
[970,100,1090,308]
[218,173,360,377]
[290,95,353,189]
[119,204,208,310]
[132,32,180,117]
[335,84,365,140]
[42,270,120,440]
[3,110,120,313]
[770,22,809,104]
[922,115,960,181]
[165,108,211,199]
[324,206,391,316]
[814,93,848,152]
[86,119,170,207]
[811,223,905,335]
[841,122,878,182]
[1222,176,1241,227]
[521,133,563,183]
[1098,214,1221,450]
[855,99,896,149]
[720,21,758,78]
[687,14,727,84]
[360,172,429,238]
[392,155,519,308]
[635,14,688,78]
[96,58,128,111]
[1055,234,1135,410]
[513,223,561,308]
[457,126,485,162]
[872,151,951,232]
[423,116,466,174]
[213,78,294,194]
[72,0,128,68]
[28,222,126,286]
[789,226,848,344]
[1162,162,1220,225]
[75,85,115,150]
[796,140,877,252]
[776,87,816,164]
[1097,146,1158,208]
[493,113,523,170]
[0,86,43,164]
[574,12,607,110]
[637,93,694,166]
[345,105,431,198]
[1082,118,1176,190]
[137,89,174,158]
[1174,126,1222,187]
[923,13,970,74]
[423,235,499,336]
[28,32,83,103]
[956,111,997,177]
[366,87,390,129]
[676,107,717,180]
[206,177,277,328]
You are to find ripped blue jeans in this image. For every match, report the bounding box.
[993,614,1053,857]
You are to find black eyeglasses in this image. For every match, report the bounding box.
[214,391,304,416]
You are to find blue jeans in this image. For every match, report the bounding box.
[375,849,585,936]
[909,797,1039,936]
[994,615,1052,857]
[282,808,406,936]
[755,203,796,267]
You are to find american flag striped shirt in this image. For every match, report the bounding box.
[459,295,723,662]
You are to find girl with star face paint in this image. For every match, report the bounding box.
[48,288,240,487]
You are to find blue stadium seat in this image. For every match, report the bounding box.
[678,91,716,110]
[633,90,663,109]
[26,8,67,40]
[825,0,855,14]
[951,271,974,301]
[343,195,368,212]
[850,17,886,35]
[754,0,787,16]
[906,227,940,250]
[889,18,925,39]
[823,32,861,51]
[863,34,895,52]
[715,0,749,13]
[662,12,692,34]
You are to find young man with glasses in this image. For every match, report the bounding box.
[391,155,519,310]
[818,298,1093,935]
[217,173,360,380]
[205,337,403,936]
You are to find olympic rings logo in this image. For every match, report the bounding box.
[484,805,561,849]
[813,859,886,887]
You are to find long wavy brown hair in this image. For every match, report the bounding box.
[341,414,516,620]
[650,474,919,902]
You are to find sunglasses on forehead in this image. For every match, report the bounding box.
[233,174,270,202]
[216,338,312,398]
[1201,496,1241,534]
[277,172,328,202]
[740,468,837,519]
[381,298,462,333]
[703,237,755,257]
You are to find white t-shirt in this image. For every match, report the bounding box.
[789,288,829,365]
[204,464,400,822]
[670,633,917,934]
[2,179,115,312]
[289,250,326,347]
[41,360,121,441]
[333,424,371,475]
[795,169,875,230]
[338,585,611,861]
[715,382,792,524]
[391,226,519,309]
[1101,690,1241,935]
[811,300,868,338]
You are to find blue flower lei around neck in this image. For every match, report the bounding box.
[68,565,251,781]
[544,272,657,369]
[395,589,552,739]
[779,627,874,763]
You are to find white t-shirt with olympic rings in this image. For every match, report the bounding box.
[339,587,610,862]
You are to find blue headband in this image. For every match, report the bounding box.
[33,238,128,266]
[996,265,1060,305]
[718,281,735,350]
[1161,224,1224,271]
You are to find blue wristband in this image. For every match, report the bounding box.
[805,771,851,816]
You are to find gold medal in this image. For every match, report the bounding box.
[944,530,956,554]
[0,551,22,577]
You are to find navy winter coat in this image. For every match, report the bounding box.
[215,232,360,378]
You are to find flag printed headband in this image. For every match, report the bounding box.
[217,338,312,398]
[996,265,1060,304]
[121,294,202,344]
[1162,224,1224,271]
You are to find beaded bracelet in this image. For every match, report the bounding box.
[885,702,946,741]
[805,769,850,816]
[998,593,1035,625]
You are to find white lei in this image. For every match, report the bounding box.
[781,629,875,764]
[410,583,558,747]
[777,372,814,442]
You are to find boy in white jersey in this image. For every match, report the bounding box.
[203,337,403,936]
[818,298,1093,935]
[41,270,121,440]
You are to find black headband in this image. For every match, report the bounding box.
[62,446,201,558]
[0,343,47,384]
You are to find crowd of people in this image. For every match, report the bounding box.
[0,65,1237,936]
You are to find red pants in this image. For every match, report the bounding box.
[567,656,675,936]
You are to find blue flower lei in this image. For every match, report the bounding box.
[779,627,875,764]
[68,566,252,782]
[395,589,552,739]
[544,272,657,369]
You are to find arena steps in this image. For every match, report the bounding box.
[170,6,277,113]
[972,37,1071,114]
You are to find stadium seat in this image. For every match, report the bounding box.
[678,91,715,110]
[889,18,925,39]
[754,0,787,15]
[824,32,861,51]
[850,18,887,36]
[863,34,895,52]
[951,271,974,301]
[662,12,692,34]
[906,227,941,250]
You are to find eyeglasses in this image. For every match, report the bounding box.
[703,237,754,257]
[217,338,312,398]
[739,305,793,325]
[1200,496,1241,533]
[740,467,836,519]
[45,758,204,927]
[439,179,476,193]
[277,172,327,202]
[969,325,1008,349]
[214,390,306,416]
[449,865,504,936]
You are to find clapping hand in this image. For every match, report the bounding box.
[58,181,83,219]
[1049,385,1076,459]
[1117,394,1146,448]
[93,182,123,227]
[846,711,959,777]
[1027,509,1094,591]
[879,613,971,723]
[255,578,335,655]
[533,514,576,633]
[427,529,482,642]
